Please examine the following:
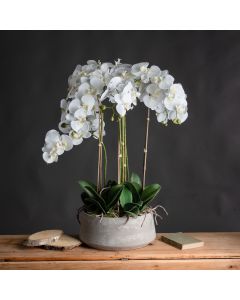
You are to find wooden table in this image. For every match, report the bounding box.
[0,233,239,270]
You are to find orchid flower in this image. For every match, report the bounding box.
[42,130,73,163]
[42,60,188,163]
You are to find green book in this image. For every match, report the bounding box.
[161,233,204,250]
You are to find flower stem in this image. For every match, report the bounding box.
[118,119,121,184]
[123,115,128,181]
[121,117,125,182]
[125,117,129,181]
[102,142,107,186]
[118,118,122,183]
[121,117,124,182]
[97,107,104,192]
[143,108,150,188]
[117,115,128,184]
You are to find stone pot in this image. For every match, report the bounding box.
[79,211,156,250]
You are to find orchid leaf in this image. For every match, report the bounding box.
[79,180,106,211]
[82,197,106,214]
[124,182,141,204]
[106,184,123,211]
[141,184,161,207]
[123,202,140,216]
[120,186,132,208]
[130,172,142,187]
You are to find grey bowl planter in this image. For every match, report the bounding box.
[79,211,156,250]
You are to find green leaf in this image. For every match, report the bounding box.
[106,184,123,211]
[124,182,141,204]
[78,180,97,198]
[120,186,133,208]
[78,180,106,212]
[83,197,106,214]
[99,187,111,201]
[85,186,106,210]
[141,184,161,207]
[131,182,142,194]
[123,202,140,216]
[130,172,142,187]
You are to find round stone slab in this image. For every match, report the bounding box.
[24,230,63,247]
[43,234,81,250]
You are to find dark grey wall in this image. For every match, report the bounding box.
[1,31,240,234]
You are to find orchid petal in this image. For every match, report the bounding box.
[61,135,73,151]
[90,77,104,92]
[74,108,87,119]
[45,130,60,144]
[116,103,126,117]
[107,76,122,91]
[71,120,84,132]
[81,94,95,111]
[43,152,57,164]
[68,98,81,114]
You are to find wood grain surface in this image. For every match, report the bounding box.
[0,233,239,270]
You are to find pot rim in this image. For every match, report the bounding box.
[80,210,153,220]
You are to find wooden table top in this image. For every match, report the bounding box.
[0,232,240,269]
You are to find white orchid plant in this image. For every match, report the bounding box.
[42,59,188,217]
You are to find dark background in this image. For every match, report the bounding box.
[1,31,240,234]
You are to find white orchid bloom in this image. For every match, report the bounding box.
[69,130,83,145]
[142,83,165,110]
[70,108,88,132]
[82,60,98,74]
[68,98,81,114]
[131,62,149,78]
[114,82,139,117]
[159,71,175,89]
[108,76,122,90]
[111,64,131,77]
[155,104,168,125]
[139,65,161,83]
[42,130,73,164]
[69,122,91,145]
[90,76,104,95]
[42,151,58,164]
[168,104,188,124]
[77,82,90,98]
[58,121,71,134]
[100,76,122,101]
[156,111,168,125]
[100,62,113,74]
[72,64,82,77]
[164,83,187,111]
[58,99,71,133]
[65,99,80,122]
[68,65,82,91]
[43,60,189,164]
[100,62,114,84]
[67,95,95,121]
[81,94,95,115]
